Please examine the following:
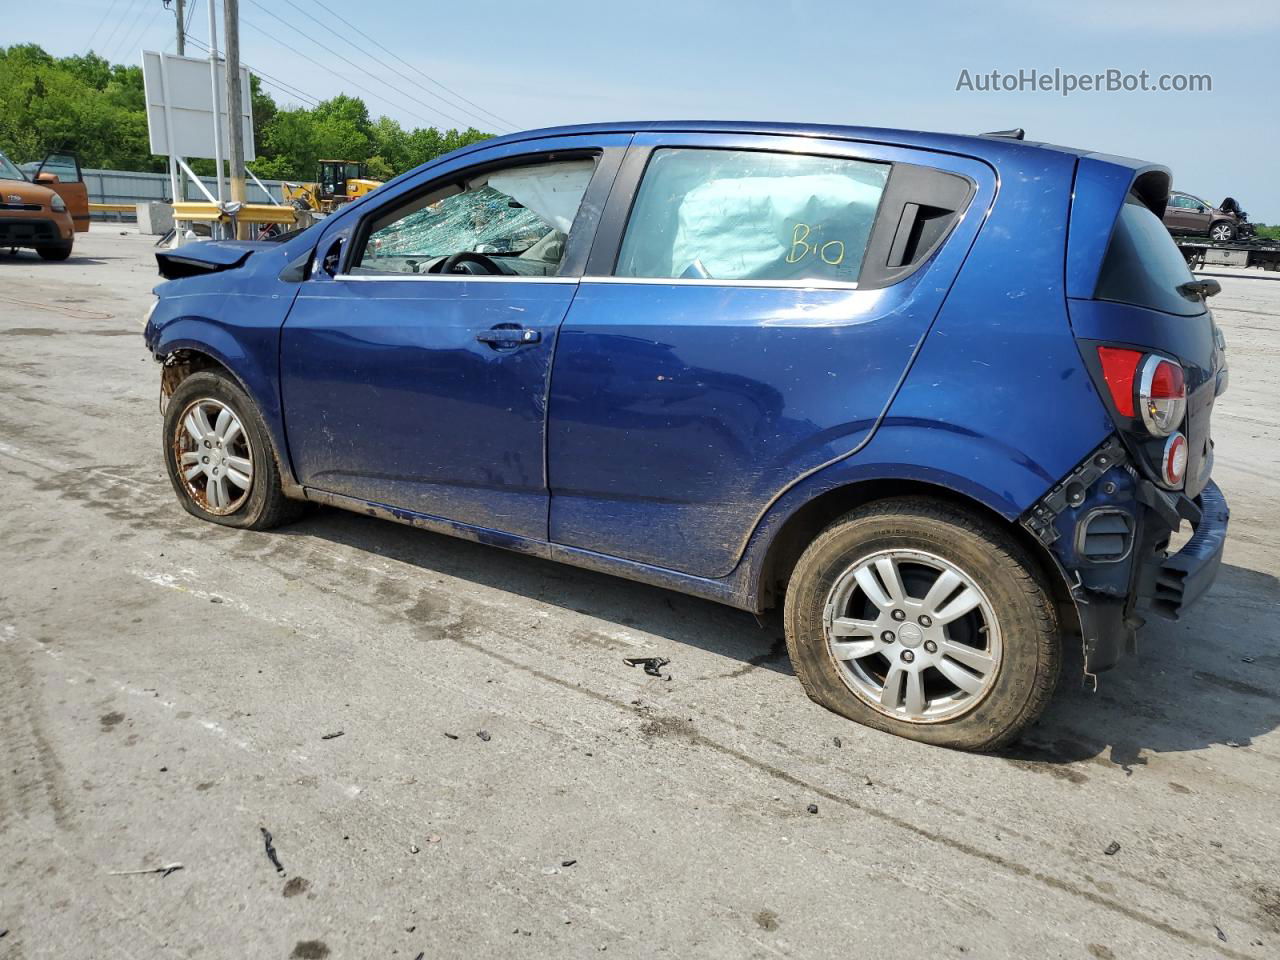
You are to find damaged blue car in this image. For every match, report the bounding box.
[144,121,1229,750]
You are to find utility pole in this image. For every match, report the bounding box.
[223,0,248,238]
[206,0,224,207]
[174,0,185,55]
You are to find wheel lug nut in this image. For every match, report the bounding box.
[890,609,906,622]
[203,440,211,448]
[919,615,933,628]
[901,650,915,663]
[201,456,209,463]
[880,631,895,643]
[924,640,937,654]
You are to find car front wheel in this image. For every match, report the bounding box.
[36,241,73,261]
[162,370,302,529]
[783,498,1060,751]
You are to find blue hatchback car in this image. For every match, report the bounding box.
[144,121,1229,750]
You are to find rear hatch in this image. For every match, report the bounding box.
[1066,174,1225,500]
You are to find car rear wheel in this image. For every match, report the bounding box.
[783,498,1060,751]
[1209,221,1236,242]
[36,241,73,261]
[162,370,303,530]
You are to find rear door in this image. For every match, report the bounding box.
[35,151,89,232]
[546,132,995,577]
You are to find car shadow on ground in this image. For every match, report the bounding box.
[277,505,793,675]
[0,250,115,265]
[279,509,1278,763]
[1007,562,1280,770]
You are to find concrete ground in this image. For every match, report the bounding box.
[1,226,1277,960]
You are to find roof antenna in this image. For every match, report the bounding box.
[982,128,1026,140]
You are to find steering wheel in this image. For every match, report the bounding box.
[439,251,505,276]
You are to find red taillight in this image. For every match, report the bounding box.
[1096,347,1187,436]
[1162,432,1188,487]
[1096,346,1142,418]
[1138,356,1187,436]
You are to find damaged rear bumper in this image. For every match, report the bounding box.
[1022,438,1230,675]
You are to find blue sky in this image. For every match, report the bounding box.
[15,0,1280,220]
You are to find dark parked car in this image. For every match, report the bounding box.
[1163,190,1252,241]
[143,122,1229,750]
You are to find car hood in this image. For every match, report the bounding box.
[0,178,56,205]
[155,240,277,279]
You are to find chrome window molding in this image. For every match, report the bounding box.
[333,273,580,284]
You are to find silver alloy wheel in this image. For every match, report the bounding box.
[172,398,254,515]
[1210,223,1233,241]
[822,549,1002,723]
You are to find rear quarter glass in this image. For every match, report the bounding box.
[1095,197,1204,317]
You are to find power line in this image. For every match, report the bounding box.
[85,0,126,54]
[242,0,501,131]
[99,0,144,57]
[309,0,517,131]
[185,34,321,107]
[108,0,154,62]
[116,1,167,63]
[238,10,472,130]
[274,0,514,133]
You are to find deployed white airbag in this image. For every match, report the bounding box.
[487,160,595,234]
[671,174,883,281]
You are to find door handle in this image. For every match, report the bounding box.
[475,327,541,347]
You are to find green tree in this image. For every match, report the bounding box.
[0,43,493,182]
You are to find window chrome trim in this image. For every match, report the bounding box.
[333,273,580,284]
[580,275,860,290]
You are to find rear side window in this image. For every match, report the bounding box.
[616,148,889,284]
[1095,197,1203,316]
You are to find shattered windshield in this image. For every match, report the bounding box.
[0,152,27,182]
[356,158,595,276]
[369,187,553,259]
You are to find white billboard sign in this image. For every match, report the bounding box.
[142,50,255,161]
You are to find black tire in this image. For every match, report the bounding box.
[1208,220,1237,242]
[783,498,1060,751]
[162,370,303,530]
[36,241,73,261]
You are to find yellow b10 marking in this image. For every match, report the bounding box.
[786,223,846,266]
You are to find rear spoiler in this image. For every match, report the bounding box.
[155,240,264,280]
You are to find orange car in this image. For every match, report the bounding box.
[1,150,89,261]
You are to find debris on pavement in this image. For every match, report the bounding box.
[806,804,819,815]
[108,863,184,877]
[426,834,441,844]
[623,656,671,679]
[410,844,420,854]
[443,732,459,740]
[1103,841,1121,856]
[832,736,842,748]
[477,730,491,742]
[260,827,286,875]
[562,859,577,868]
[1216,925,1228,942]
[320,731,344,740]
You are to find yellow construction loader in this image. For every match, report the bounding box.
[282,160,382,214]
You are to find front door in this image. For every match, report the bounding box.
[280,137,626,539]
[35,151,89,233]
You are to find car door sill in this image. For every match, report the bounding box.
[302,488,751,611]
